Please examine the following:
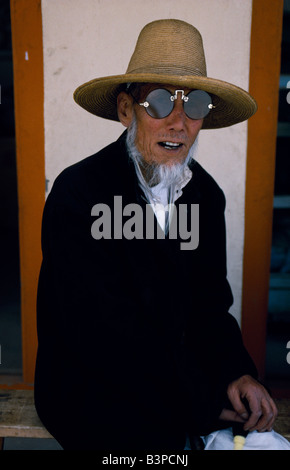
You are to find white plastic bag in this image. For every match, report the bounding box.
[202,427,290,450]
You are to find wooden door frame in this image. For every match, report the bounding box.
[242,0,284,380]
[7,0,45,388]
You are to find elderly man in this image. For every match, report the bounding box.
[34,19,277,450]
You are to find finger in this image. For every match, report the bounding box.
[227,387,250,420]
[219,408,246,423]
[259,398,278,432]
[267,399,278,430]
[245,396,277,432]
[248,397,273,432]
[242,394,263,431]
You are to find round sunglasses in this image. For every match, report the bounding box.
[133,88,215,120]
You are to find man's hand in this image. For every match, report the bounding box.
[219,375,278,432]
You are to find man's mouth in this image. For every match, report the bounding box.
[158,141,183,150]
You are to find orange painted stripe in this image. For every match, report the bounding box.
[10,0,45,386]
[242,0,284,379]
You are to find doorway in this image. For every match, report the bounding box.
[265,4,290,396]
[0,1,22,379]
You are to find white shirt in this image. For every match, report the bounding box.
[149,165,193,233]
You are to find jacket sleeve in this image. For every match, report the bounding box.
[34,169,129,448]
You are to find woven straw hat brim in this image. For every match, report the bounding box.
[73,73,257,129]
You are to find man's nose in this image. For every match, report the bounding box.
[166,99,186,129]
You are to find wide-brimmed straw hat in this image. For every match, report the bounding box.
[73,19,257,129]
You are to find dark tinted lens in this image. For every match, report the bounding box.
[145,89,173,118]
[184,90,212,119]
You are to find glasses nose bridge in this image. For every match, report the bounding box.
[169,89,189,118]
[171,89,187,101]
[171,89,187,111]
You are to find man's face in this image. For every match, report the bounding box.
[120,84,203,166]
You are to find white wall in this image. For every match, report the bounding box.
[41,0,253,324]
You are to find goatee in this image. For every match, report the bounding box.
[125,114,199,205]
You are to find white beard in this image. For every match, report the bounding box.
[125,114,199,206]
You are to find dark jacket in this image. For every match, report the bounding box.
[34,132,257,450]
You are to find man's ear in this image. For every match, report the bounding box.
[117,92,134,127]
